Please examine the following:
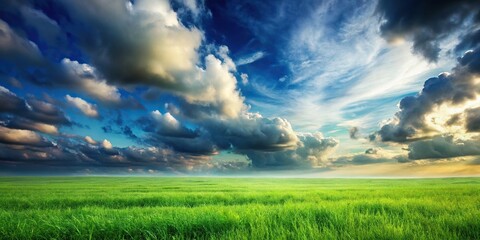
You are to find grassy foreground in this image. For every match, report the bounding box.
[0,177,479,239]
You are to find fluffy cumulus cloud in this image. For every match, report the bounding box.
[57,0,201,86]
[60,59,122,104]
[101,139,113,150]
[65,95,99,118]
[376,0,480,62]
[47,0,244,118]
[374,49,480,143]
[244,133,338,168]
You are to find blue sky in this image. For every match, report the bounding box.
[1,0,480,176]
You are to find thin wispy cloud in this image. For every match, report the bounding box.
[236,51,267,66]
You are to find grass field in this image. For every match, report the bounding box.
[0,177,479,239]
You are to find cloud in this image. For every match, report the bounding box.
[466,107,480,132]
[181,52,245,117]
[240,73,249,85]
[376,0,480,62]
[0,133,216,173]
[408,135,480,160]
[205,112,299,151]
[143,110,197,138]
[0,0,345,172]
[61,59,122,104]
[65,95,99,118]
[349,127,359,139]
[333,148,407,166]
[50,0,244,117]
[0,4,141,109]
[372,45,480,162]
[55,0,202,89]
[101,139,113,149]
[0,18,129,107]
[5,118,58,135]
[136,110,216,155]
[374,48,480,142]
[174,0,207,19]
[236,51,266,66]
[243,132,338,168]
[0,19,44,67]
[84,136,97,145]
[0,126,53,147]
[137,110,308,161]
[0,85,71,129]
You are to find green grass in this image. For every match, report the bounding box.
[0,177,479,239]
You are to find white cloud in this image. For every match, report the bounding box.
[181,52,246,117]
[28,122,58,135]
[102,139,113,149]
[151,110,181,131]
[65,95,99,118]
[84,136,97,145]
[240,73,249,85]
[57,1,245,118]
[62,59,121,104]
[236,51,266,66]
[0,126,44,146]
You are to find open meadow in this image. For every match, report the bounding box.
[0,177,479,239]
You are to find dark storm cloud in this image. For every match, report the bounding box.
[376,0,480,61]
[408,135,480,160]
[466,107,480,132]
[374,48,480,142]
[0,19,45,67]
[455,29,480,53]
[243,133,337,168]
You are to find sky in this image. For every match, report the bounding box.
[1,0,480,176]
